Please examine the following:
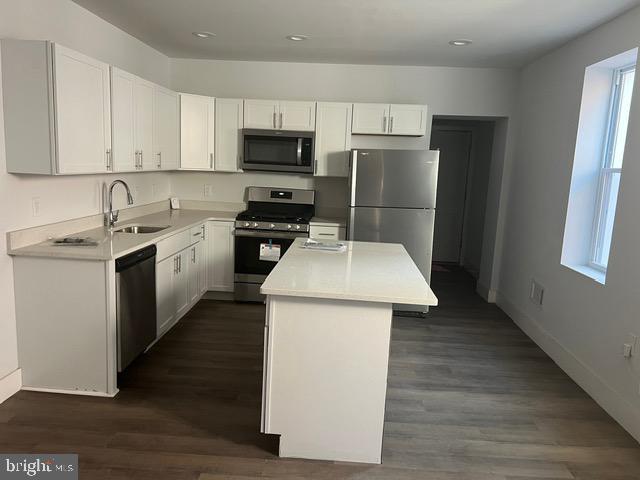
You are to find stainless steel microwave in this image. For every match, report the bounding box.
[242,129,315,174]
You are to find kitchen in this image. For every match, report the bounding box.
[1,0,640,478]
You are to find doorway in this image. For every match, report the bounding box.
[430,119,495,279]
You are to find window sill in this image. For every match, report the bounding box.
[563,263,606,285]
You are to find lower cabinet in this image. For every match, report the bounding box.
[207,220,235,292]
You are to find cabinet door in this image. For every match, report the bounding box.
[388,104,428,136]
[180,94,215,170]
[351,103,389,135]
[53,44,111,174]
[154,86,179,170]
[156,255,176,336]
[175,250,191,319]
[136,79,155,170]
[207,221,235,292]
[110,67,136,172]
[187,243,200,305]
[314,102,352,177]
[198,228,208,295]
[243,99,278,129]
[214,98,243,172]
[279,101,316,131]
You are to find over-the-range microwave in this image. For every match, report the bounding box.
[241,129,315,174]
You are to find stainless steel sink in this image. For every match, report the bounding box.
[114,225,169,234]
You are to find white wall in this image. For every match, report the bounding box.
[499,5,640,440]
[0,0,171,384]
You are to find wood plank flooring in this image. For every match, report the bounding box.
[1,267,638,479]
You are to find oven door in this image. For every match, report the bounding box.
[242,129,314,174]
[234,229,308,285]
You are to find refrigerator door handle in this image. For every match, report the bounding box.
[349,150,358,207]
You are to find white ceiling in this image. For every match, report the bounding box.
[72,0,640,67]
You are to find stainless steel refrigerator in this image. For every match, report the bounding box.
[347,149,439,289]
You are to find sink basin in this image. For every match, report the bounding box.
[114,225,170,234]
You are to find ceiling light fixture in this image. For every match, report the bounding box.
[449,39,472,46]
[286,34,308,41]
[192,31,216,39]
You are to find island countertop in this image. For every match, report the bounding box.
[260,238,438,306]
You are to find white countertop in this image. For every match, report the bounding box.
[8,209,236,261]
[261,238,438,306]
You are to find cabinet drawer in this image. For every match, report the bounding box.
[156,230,191,262]
[190,224,206,243]
[309,225,342,240]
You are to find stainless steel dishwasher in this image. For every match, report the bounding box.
[116,245,157,372]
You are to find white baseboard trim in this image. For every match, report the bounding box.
[476,282,497,303]
[21,386,118,398]
[0,368,22,404]
[496,291,640,443]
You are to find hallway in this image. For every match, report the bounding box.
[0,269,638,479]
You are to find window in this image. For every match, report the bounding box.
[562,48,637,284]
[590,66,635,270]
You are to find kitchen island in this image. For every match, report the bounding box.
[260,238,438,464]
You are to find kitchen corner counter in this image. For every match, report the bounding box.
[261,238,437,306]
[8,209,237,261]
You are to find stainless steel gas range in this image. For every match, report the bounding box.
[234,187,315,302]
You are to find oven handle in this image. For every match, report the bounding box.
[233,229,308,239]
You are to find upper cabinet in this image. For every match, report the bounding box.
[2,40,112,174]
[215,98,244,172]
[180,93,215,170]
[111,67,154,172]
[244,99,316,131]
[352,103,427,136]
[314,102,352,177]
[153,86,179,171]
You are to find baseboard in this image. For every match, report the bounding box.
[20,386,118,398]
[496,291,640,443]
[0,368,22,404]
[476,282,497,303]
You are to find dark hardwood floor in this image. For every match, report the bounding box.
[1,268,639,479]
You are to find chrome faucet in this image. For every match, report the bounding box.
[106,180,134,228]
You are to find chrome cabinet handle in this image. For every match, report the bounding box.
[273,112,276,128]
[382,116,387,133]
[157,152,162,169]
[178,255,181,273]
[174,256,178,274]
[279,112,283,129]
[192,247,196,263]
[106,148,112,171]
[201,225,206,240]
[390,116,394,133]
[210,153,214,169]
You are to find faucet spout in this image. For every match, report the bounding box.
[106,180,134,228]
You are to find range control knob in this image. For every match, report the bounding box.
[295,224,301,230]
[270,223,276,229]
[287,224,292,230]
[253,222,259,228]
[244,222,250,228]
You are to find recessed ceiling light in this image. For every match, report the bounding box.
[286,34,308,41]
[449,39,472,46]
[192,31,216,39]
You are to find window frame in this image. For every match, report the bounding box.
[589,64,635,272]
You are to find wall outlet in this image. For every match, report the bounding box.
[204,184,213,197]
[623,333,638,358]
[31,197,41,217]
[529,279,544,306]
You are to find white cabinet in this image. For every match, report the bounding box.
[174,249,191,320]
[243,99,279,129]
[111,67,154,171]
[214,98,244,172]
[180,93,215,170]
[314,102,352,177]
[352,103,427,136]
[351,103,389,135]
[156,254,177,335]
[1,40,112,174]
[388,104,428,136]
[154,86,179,170]
[244,99,316,131]
[309,224,346,241]
[207,221,235,292]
